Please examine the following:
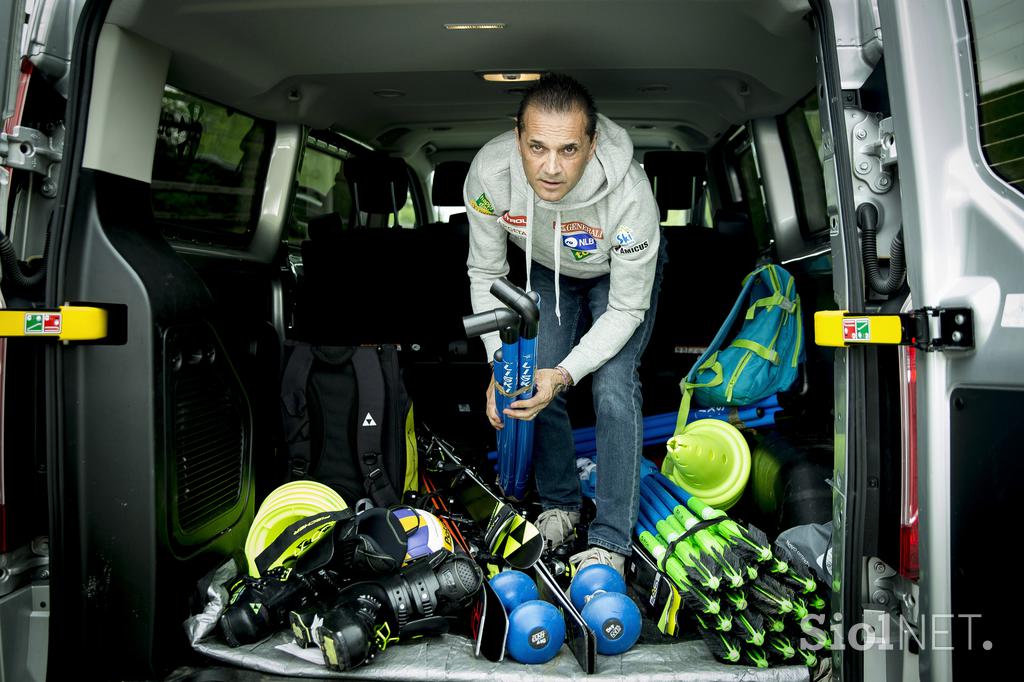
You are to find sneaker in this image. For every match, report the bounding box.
[536,509,580,550]
[570,545,627,578]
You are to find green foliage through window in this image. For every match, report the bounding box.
[966,0,1024,193]
[152,86,272,243]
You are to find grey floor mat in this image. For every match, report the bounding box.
[191,630,811,681]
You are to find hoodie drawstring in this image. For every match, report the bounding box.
[525,193,534,294]
[524,187,563,326]
[553,209,562,324]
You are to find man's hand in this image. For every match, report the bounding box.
[503,368,567,421]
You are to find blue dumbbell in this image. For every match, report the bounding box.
[489,570,539,614]
[582,592,641,655]
[569,564,626,611]
[569,564,641,655]
[506,599,565,664]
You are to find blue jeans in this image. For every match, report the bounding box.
[530,239,667,555]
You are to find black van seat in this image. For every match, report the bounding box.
[431,160,471,225]
[298,228,469,352]
[344,154,410,228]
[638,153,757,414]
[643,150,706,222]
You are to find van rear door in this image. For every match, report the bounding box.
[876,0,1024,680]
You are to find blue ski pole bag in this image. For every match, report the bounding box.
[675,264,804,431]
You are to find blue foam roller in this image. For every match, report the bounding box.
[569,564,627,611]
[489,570,539,614]
[506,600,565,664]
[581,592,642,655]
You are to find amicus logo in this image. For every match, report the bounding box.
[614,239,649,255]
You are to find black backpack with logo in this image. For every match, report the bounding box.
[280,342,417,507]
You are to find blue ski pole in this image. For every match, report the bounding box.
[509,291,540,500]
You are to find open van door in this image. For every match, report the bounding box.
[877,1,1024,680]
[819,0,1023,680]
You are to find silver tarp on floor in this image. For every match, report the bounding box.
[186,562,811,681]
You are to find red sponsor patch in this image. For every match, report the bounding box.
[560,221,604,240]
[500,212,527,227]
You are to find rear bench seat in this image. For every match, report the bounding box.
[639,151,758,414]
[296,154,496,450]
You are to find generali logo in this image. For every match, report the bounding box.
[560,221,604,239]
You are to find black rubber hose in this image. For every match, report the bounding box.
[858,202,906,295]
[0,226,49,291]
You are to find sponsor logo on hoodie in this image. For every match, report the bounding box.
[613,238,649,256]
[499,211,528,237]
[562,232,599,261]
[614,226,636,247]
[472,193,496,216]
[560,221,604,240]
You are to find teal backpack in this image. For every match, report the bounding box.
[675,264,804,431]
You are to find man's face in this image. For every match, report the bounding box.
[516,105,596,202]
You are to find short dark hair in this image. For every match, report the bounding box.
[515,73,598,139]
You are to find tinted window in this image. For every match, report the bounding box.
[779,91,829,238]
[285,138,352,245]
[152,86,272,244]
[729,128,772,251]
[965,0,1024,193]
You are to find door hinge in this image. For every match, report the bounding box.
[814,307,973,351]
[851,115,896,193]
[0,124,64,195]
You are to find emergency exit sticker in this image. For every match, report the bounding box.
[842,317,870,341]
[24,312,62,335]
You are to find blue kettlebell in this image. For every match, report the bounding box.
[489,570,539,614]
[506,600,565,664]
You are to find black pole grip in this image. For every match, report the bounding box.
[489,278,541,340]
[462,308,521,343]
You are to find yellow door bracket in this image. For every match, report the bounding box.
[0,305,110,342]
[814,307,973,351]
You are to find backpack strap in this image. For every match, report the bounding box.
[281,342,316,478]
[676,353,725,433]
[731,339,780,365]
[352,347,401,506]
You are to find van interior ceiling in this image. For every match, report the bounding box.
[28,0,863,679]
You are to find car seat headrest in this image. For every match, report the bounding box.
[643,150,706,211]
[431,160,471,207]
[344,155,409,216]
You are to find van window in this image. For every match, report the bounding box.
[965,0,1024,194]
[779,91,829,239]
[728,127,772,252]
[152,86,273,244]
[397,186,418,227]
[285,137,353,245]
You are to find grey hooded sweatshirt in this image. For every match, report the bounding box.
[464,114,661,383]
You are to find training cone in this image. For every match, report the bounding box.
[663,419,750,509]
[243,480,348,578]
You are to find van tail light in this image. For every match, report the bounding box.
[898,344,920,580]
